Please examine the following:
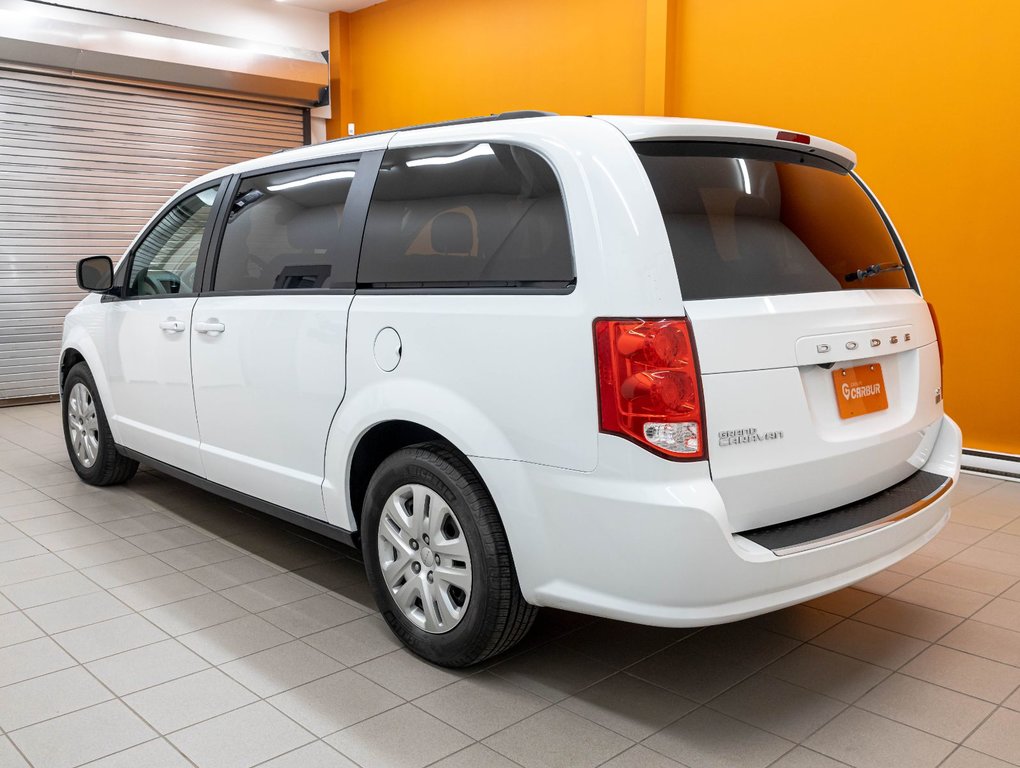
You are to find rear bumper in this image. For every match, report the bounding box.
[475,414,962,627]
[738,469,953,556]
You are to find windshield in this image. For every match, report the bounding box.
[634,142,913,300]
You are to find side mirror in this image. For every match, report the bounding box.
[76,256,113,292]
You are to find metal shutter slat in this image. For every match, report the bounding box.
[0,68,306,399]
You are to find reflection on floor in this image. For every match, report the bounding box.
[0,402,1019,768]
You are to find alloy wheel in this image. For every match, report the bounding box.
[67,382,100,468]
[377,483,473,633]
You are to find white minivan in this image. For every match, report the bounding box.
[62,111,961,666]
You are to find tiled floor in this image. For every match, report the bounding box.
[0,402,1019,768]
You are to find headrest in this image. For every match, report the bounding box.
[430,210,474,256]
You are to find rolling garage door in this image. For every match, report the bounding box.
[0,68,307,400]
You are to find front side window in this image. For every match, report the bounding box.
[358,142,573,287]
[213,161,359,292]
[634,142,912,300]
[127,186,219,297]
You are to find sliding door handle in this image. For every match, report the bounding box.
[194,320,225,335]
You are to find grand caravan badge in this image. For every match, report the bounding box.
[718,428,784,447]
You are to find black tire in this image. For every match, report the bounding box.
[362,442,537,667]
[62,362,138,486]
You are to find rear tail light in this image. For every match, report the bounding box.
[594,318,706,459]
[927,301,944,392]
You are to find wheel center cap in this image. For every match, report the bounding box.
[421,547,435,568]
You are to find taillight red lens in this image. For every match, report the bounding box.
[927,301,944,392]
[776,130,811,144]
[594,318,705,459]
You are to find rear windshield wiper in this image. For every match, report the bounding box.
[845,262,905,282]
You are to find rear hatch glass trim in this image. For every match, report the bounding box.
[633,140,918,300]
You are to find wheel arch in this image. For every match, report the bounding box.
[345,419,489,535]
[59,347,87,393]
[58,328,121,444]
[322,378,521,531]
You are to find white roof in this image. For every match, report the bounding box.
[185,114,856,194]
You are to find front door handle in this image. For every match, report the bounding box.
[159,318,185,333]
[194,320,225,335]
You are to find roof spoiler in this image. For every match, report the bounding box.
[595,116,857,171]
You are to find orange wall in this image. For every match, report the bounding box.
[671,0,1020,454]
[330,0,1020,454]
[332,0,650,135]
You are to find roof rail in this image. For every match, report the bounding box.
[271,110,557,155]
[323,110,557,145]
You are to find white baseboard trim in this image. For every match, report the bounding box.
[962,448,1020,482]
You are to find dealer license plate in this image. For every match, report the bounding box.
[833,363,888,419]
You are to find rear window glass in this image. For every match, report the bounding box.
[358,142,573,287]
[634,142,912,300]
[214,160,358,292]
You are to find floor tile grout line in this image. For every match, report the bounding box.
[766,744,852,768]
[3,653,189,766]
[613,640,812,756]
[848,595,971,635]
[261,676,406,747]
[72,663,206,768]
[9,516,107,539]
[75,736,202,768]
[936,702,1018,767]
[115,664,297,748]
[1,568,111,612]
[413,694,565,763]
[6,411,1020,765]
[4,731,36,768]
[486,661,618,708]
[3,643,329,764]
[954,474,1013,501]
[701,669,853,734]
[649,628,859,749]
[787,703,959,763]
[719,637,1020,739]
[852,676,1001,742]
[74,665,200,767]
[572,683,693,755]
[246,738,354,768]
[3,553,372,659]
[376,627,641,762]
[0,585,969,750]
[936,745,967,768]
[894,662,1020,706]
[422,739,531,768]
[761,743,802,768]
[893,571,1020,605]
[950,611,1020,636]
[801,622,986,677]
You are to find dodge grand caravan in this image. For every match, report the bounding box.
[62,112,961,666]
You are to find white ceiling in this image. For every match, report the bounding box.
[276,0,384,12]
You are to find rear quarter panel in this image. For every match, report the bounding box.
[323,292,596,530]
[322,117,688,530]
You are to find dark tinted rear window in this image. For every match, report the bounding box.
[635,142,912,300]
[214,161,358,292]
[358,142,573,287]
